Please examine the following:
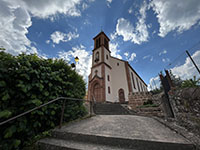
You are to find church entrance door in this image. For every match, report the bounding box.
[118,89,125,103]
[93,83,101,102]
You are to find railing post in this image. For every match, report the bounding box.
[59,99,66,129]
[90,100,92,117]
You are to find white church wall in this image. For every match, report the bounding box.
[104,47,111,66]
[105,66,113,102]
[110,58,129,102]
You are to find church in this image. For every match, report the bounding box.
[88,31,147,103]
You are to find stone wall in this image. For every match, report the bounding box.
[168,87,200,136]
[128,92,164,117]
[128,92,152,109]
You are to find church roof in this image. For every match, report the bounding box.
[93,31,110,41]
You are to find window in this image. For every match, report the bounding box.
[107,75,110,81]
[108,86,111,94]
[95,52,99,62]
[95,38,101,48]
[136,77,140,92]
[131,72,136,89]
[104,38,108,49]
[140,82,143,92]
[106,55,108,60]
[117,63,119,66]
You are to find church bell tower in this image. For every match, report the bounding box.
[88,31,111,102]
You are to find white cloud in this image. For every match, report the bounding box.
[124,52,129,60]
[162,58,170,63]
[0,0,37,55]
[115,2,149,44]
[82,2,89,10]
[67,31,79,41]
[110,32,117,40]
[50,31,79,44]
[46,40,50,44]
[152,30,156,35]
[106,0,112,7]
[150,0,200,37]
[129,53,136,61]
[109,42,122,59]
[171,50,200,80]
[107,0,112,3]
[147,23,152,28]
[159,49,167,56]
[22,0,82,18]
[150,56,153,62]
[128,7,133,14]
[143,55,150,59]
[58,45,92,81]
[51,31,66,44]
[143,55,153,62]
[123,52,136,61]
[124,52,129,57]
[148,76,160,91]
[0,0,88,56]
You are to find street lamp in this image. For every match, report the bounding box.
[74,56,79,70]
[0,47,6,51]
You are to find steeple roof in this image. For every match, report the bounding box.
[93,31,110,41]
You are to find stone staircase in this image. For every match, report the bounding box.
[37,115,195,150]
[94,103,130,115]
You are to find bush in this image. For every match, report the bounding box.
[143,99,153,105]
[0,52,87,149]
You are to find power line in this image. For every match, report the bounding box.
[166,40,200,68]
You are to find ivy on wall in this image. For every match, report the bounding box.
[0,52,87,149]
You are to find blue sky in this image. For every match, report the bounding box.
[1,0,200,90]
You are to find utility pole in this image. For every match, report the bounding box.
[186,50,200,75]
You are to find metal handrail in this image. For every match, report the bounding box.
[0,97,93,128]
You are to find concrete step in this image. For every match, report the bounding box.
[38,129,195,150]
[38,138,131,150]
[94,103,130,115]
[37,115,195,150]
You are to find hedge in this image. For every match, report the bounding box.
[0,52,87,149]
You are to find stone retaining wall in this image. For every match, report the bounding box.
[168,87,200,137]
[128,92,152,109]
[128,92,164,117]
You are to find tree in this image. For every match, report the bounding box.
[181,76,200,88]
[169,70,183,87]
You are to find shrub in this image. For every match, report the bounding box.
[0,52,87,149]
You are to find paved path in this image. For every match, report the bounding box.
[39,115,194,150]
[59,115,189,144]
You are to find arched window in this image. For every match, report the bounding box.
[95,52,99,62]
[108,86,111,94]
[96,38,101,48]
[131,72,136,89]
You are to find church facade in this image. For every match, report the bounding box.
[88,31,147,103]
